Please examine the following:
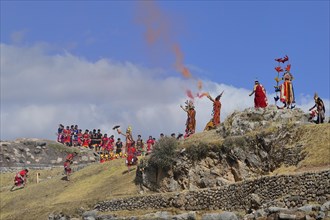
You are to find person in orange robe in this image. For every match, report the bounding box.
[180,100,196,138]
[204,92,223,131]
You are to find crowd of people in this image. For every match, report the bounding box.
[56,125,161,154]
[55,124,185,171]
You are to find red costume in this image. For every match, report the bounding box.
[63,129,71,144]
[82,133,90,147]
[101,136,109,151]
[14,169,28,186]
[77,132,83,146]
[64,161,72,174]
[126,146,137,166]
[254,84,268,108]
[146,138,154,153]
[107,137,114,151]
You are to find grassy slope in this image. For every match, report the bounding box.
[0,124,329,219]
[0,158,140,220]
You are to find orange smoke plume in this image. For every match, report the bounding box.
[197,92,209,98]
[173,44,192,78]
[186,90,194,100]
[136,1,169,45]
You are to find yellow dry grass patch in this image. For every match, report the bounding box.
[296,123,330,168]
[180,129,223,148]
[0,159,141,220]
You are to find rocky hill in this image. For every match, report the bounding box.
[0,106,329,220]
[0,138,99,172]
[137,106,329,193]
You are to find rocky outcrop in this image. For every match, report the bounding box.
[137,106,312,192]
[0,138,98,172]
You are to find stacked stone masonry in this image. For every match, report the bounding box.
[95,170,330,212]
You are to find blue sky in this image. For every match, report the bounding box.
[1,1,329,140]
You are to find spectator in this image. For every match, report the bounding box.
[57,124,64,143]
[115,138,123,154]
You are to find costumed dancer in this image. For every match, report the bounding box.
[126,143,138,172]
[180,100,196,138]
[274,55,295,109]
[309,93,325,124]
[11,169,29,191]
[249,81,268,108]
[204,91,224,131]
[115,125,134,154]
[64,152,77,181]
[279,71,295,109]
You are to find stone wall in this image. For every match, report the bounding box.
[95,170,330,212]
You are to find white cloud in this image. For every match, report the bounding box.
[1,43,329,141]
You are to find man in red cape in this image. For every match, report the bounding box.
[249,80,268,108]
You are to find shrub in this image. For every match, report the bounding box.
[149,137,178,169]
[186,142,209,161]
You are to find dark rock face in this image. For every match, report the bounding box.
[137,107,310,192]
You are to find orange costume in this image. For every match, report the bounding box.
[204,92,223,131]
[181,100,196,137]
[280,78,294,105]
[187,108,196,133]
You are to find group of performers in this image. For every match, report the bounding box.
[180,91,224,138]
[179,55,326,138]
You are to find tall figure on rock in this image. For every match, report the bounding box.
[274,55,295,109]
[180,100,196,138]
[249,81,268,108]
[279,72,295,109]
[204,91,223,131]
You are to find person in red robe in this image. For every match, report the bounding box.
[126,145,137,172]
[249,81,268,108]
[146,136,155,154]
[81,130,90,148]
[101,134,109,153]
[77,129,83,146]
[63,126,71,146]
[11,169,29,190]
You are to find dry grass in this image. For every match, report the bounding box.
[0,158,142,220]
[296,123,330,168]
[180,129,224,148]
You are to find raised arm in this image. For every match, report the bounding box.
[180,105,188,112]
